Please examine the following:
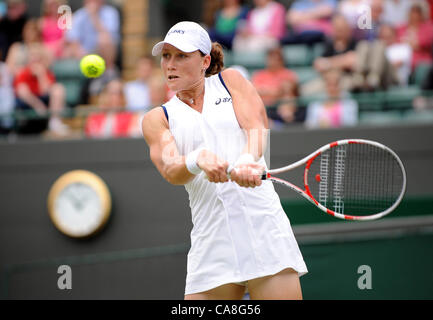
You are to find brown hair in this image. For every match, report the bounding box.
[201,42,224,77]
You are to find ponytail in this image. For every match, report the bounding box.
[201,42,224,77]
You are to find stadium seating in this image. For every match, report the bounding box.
[282,44,313,67]
[411,63,431,87]
[403,109,433,123]
[51,59,87,108]
[359,110,403,125]
[385,85,421,110]
[231,50,267,70]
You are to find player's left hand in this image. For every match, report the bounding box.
[229,163,264,188]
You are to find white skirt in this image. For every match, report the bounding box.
[184,179,308,295]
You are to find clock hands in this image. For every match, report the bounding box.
[69,184,89,211]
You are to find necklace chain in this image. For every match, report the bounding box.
[177,87,204,105]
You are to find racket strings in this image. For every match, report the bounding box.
[309,144,404,216]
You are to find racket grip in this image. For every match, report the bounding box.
[227,165,234,179]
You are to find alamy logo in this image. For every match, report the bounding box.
[57,5,72,30]
[168,29,185,35]
[57,265,72,290]
[357,265,372,290]
[357,5,373,30]
[215,97,232,105]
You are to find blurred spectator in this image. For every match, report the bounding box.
[6,18,52,76]
[85,79,141,138]
[96,78,125,110]
[305,68,358,128]
[13,44,69,135]
[0,59,14,133]
[427,0,433,20]
[0,1,7,18]
[302,14,357,95]
[380,24,412,85]
[64,0,120,59]
[208,0,249,50]
[268,80,305,127]
[39,0,68,59]
[148,73,169,108]
[0,0,28,61]
[251,46,298,107]
[397,1,433,70]
[382,0,412,28]
[232,0,286,52]
[305,13,395,94]
[124,55,154,112]
[283,0,336,45]
[348,0,397,90]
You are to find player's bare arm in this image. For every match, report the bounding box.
[141,107,194,185]
[220,68,268,187]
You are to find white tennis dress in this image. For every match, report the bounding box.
[162,73,308,295]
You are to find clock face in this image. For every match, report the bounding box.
[54,182,104,237]
[48,170,111,238]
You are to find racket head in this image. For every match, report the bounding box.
[269,139,407,221]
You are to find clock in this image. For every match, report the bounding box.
[47,170,112,238]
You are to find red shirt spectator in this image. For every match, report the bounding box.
[397,3,433,69]
[13,65,55,96]
[252,47,298,106]
[252,69,297,106]
[85,111,135,138]
[85,79,140,138]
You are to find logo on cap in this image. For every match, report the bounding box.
[168,29,185,35]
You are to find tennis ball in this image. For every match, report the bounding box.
[80,54,106,78]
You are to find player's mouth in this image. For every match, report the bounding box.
[168,75,179,81]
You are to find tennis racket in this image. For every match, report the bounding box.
[230,139,407,221]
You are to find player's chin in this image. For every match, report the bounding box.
[166,80,182,92]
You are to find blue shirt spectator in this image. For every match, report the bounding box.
[0,61,14,131]
[66,0,120,55]
[289,0,337,33]
[283,0,337,44]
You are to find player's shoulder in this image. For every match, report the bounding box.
[220,68,245,82]
[141,106,168,131]
[220,68,248,91]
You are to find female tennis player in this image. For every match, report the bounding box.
[142,21,307,300]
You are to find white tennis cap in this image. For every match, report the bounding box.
[152,21,212,56]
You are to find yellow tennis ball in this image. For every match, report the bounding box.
[80,54,106,78]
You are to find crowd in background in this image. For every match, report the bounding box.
[1,0,433,138]
[0,0,166,138]
[208,0,433,128]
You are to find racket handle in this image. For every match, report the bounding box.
[227,165,234,179]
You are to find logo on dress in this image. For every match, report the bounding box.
[215,97,232,105]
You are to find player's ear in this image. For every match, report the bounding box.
[203,54,211,71]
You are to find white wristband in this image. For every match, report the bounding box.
[185,148,205,175]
